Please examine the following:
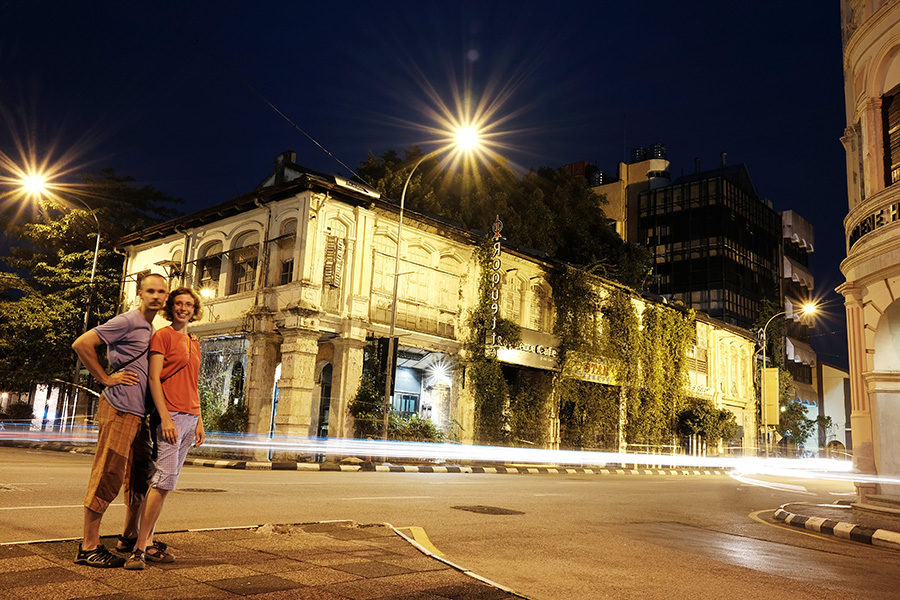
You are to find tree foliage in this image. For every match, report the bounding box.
[356,148,651,288]
[676,399,739,443]
[0,170,182,390]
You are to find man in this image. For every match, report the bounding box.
[72,273,168,568]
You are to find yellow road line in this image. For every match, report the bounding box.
[396,525,445,557]
[749,509,839,544]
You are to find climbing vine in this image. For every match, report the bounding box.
[549,268,696,450]
[463,236,520,444]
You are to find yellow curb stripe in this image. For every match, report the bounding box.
[396,526,445,557]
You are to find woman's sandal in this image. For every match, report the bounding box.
[144,544,175,563]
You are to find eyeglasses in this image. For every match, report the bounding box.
[174,301,195,309]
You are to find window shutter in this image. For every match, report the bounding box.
[323,235,345,287]
[883,89,900,186]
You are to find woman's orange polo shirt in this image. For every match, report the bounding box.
[150,325,201,415]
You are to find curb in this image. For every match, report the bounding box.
[2,441,730,476]
[774,505,900,550]
[184,459,728,476]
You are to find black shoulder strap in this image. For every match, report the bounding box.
[114,345,149,373]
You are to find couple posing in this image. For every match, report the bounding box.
[72,274,205,570]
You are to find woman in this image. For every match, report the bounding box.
[125,287,205,570]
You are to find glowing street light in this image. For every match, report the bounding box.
[381,126,484,440]
[759,302,817,457]
[17,170,101,430]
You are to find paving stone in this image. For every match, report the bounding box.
[0,565,80,588]
[244,557,315,573]
[10,578,118,600]
[205,573,302,595]
[249,588,355,600]
[330,560,415,578]
[174,563,259,582]
[429,585,517,600]
[0,553,56,572]
[279,566,363,586]
[129,582,235,599]
[0,544,37,558]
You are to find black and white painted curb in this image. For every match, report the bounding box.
[774,505,900,550]
[184,458,728,476]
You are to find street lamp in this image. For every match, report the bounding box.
[381,129,482,440]
[759,302,817,457]
[20,172,101,429]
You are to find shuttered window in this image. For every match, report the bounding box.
[883,86,900,186]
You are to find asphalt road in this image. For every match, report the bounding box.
[2,446,899,599]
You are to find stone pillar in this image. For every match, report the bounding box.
[244,331,281,437]
[838,283,877,498]
[329,330,367,439]
[863,97,884,196]
[865,372,900,496]
[275,313,321,444]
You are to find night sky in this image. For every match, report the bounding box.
[1,1,849,367]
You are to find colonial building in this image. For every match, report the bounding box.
[116,151,756,452]
[839,0,900,498]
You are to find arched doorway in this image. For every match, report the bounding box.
[868,300,900,495]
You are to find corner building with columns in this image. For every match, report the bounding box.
[839,0,900,498]
[116,151,757,452]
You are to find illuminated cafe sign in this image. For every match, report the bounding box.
[496,329,559,371]
[848,201,900,249]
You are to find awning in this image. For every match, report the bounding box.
[785,336,817,366]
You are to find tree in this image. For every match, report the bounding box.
[355,149,652,289]
[0,170,182,391]
[676,399,739,444]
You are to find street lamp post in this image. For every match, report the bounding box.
[21,175,101,429]
[759,302,816,457]
[381,129,481,440]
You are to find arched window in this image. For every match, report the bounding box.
[230,231,259,295]
[530,285,552,331]
[504,276,523,324]
[275,219,297,285]
[197,241,223,297]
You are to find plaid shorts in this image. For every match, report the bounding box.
[83,396,144,513]
[150,412,199,491]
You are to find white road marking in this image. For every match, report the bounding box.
[340,496,433,501]
[0,503,124,511]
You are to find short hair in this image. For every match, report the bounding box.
[162,287,203,322]
[139,272,168,290]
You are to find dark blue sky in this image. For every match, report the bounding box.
[1,1,849,366]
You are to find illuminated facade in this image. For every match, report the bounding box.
[117,152,756,451]
[838,0,900,497]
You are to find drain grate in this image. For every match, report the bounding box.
[177,488,227,493]
[451,505,524,515]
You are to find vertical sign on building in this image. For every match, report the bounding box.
[491,215,503,346]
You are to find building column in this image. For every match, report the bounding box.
[244,331,281,437]
[838,282,877,498]
[865,372,900,496]
[863,97,884,196]
[329,325,367,438]
[275,315,321,443]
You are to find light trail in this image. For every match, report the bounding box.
[12,427,900,489]
[1,427,868,481]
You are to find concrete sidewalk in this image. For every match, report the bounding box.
[774,500,900,550]
[0,521,525,599]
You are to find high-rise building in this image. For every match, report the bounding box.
[781,210,817,407]
[635,161,781,330]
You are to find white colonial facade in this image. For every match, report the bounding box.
[117,152,756,452]
[839,0,900,497]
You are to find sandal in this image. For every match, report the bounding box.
[144,545,175,564]
[117,536,167,554]
[116,535,137,553]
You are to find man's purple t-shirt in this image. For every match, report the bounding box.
[92,309,153,417]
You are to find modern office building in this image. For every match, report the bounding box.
[633,160,781,330]
[838,0,900,498]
